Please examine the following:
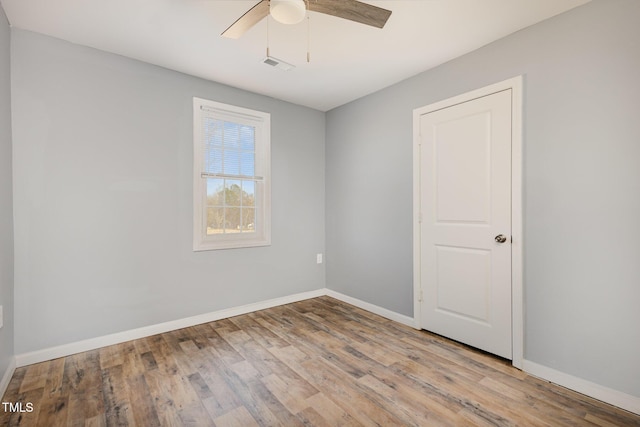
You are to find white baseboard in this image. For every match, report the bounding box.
[523,360,640,416]
[15,289,325,367]
[0,356,16,399]
[325,289,416,328]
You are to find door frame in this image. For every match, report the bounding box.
[412,76,524,369]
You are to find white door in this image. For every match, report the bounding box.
[419,89,512,359]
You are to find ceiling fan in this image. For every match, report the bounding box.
[222,0,393,39]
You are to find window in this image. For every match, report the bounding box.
[193,98,271,250]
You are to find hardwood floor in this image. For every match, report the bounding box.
[2,296,638,426]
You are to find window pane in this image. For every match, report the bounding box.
[240,151,255,176]
[204,118,223,147]
[224,122,240,149]
[207,207,225,235]
[240,125,255,150]
[207,179,224,206]
[242,208,255,233]
[225,207,241,232]
[241,181,255,207]
[205,148,223,174]
[214,120,224,147]
[225,180,242,206]
[223,149,240,175]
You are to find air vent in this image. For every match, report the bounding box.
[263,56,295,71]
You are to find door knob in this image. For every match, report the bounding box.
[495,234,508,243]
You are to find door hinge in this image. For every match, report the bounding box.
[418,212,423,223]
[418,289,423,302]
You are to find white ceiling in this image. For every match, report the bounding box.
[1,0,590,111]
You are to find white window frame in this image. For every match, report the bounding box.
[193,97,271,251]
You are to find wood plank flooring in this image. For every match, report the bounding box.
[2,296,638,426]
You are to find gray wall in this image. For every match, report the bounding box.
[326,0,640,397]
[0,5,14,382]
[11,29,325,354]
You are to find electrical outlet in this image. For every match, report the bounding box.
[316,253,323,264]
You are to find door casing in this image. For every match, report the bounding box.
[412,76,523,369]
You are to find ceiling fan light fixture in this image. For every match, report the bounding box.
[270,0,306,25]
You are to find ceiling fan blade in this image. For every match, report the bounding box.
[221,0,270,39]
[307,0,392,29]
